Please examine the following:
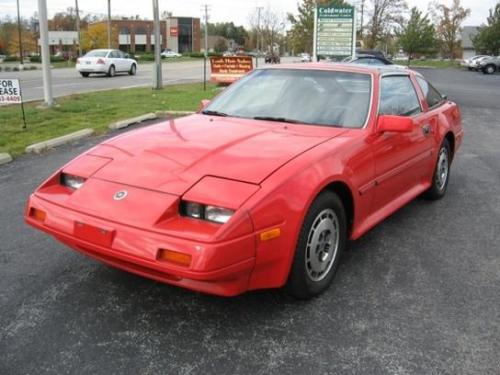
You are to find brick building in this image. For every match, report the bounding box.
[92,18,201,54]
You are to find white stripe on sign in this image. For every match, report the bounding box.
[0,79,22,105]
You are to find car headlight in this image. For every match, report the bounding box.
[60,173,86,190]
[181,201,234,224]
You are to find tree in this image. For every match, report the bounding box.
[0,17,17,55]
[430,0,470,58]
[249,6,286,53]
[81,23,118,51]
[397,7,437,66]
[7,29,37,57]
[205,22,248,47]
[364,0,408,49]
[287,0,346,55]
[213,37,228,53]
[472,3,500,56]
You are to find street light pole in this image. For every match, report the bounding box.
[16,0,24,66]
[256,6,263,68]
[203,4,209,91]
[75,0,82,56]
[152,0,162,89]
[38,0,53,106]
[107,0,111,49]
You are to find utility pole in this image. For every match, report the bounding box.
[360,0,365,39]
[256,6,263,68]
[312,0,318,62]
[202,4,210,91]
[75,0,82,56]
[152,0,162,89]
[107,0,111,48]
[38,0,53,106]
[16,0,23,66]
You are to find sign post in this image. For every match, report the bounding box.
[0,78,26,129]
[315,5,356,60]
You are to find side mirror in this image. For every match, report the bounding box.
[377,115,414,133]
[199,99,211,112]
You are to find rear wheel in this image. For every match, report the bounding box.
[80,72,89,77]
[129,64,136,75]
[286,191,347,299]
[107,65,115,77]
[425,139,451,200]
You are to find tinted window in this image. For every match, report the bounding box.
[206,69,372,128]
[416,77,443,108]
[85,50,108,57]
[368,58,385,65]
[379,76,421,116]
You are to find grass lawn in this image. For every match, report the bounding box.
[394,59,461,69]
[0,83,219,157]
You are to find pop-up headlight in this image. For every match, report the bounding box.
[181,201,234,224]
[60,173,86,190]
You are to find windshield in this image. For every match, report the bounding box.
[85,50,108,57]
[205,69,372,128]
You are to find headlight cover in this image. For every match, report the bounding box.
[60,173,86,190]
[181,201,234,224]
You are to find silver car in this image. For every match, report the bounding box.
[76,49,137,78]
[478,56,500,74]
[461,55,489,70]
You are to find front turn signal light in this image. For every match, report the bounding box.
[29,208,47,223]
[158,249,192,267]
[260,228,281,241]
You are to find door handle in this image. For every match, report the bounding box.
[422,124,431,135]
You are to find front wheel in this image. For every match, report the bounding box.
[286,191,347,299]
[128,64,136,75]
[425,139,451,200]
[483,65,496,74]
[80,72,89,77]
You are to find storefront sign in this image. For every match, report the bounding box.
[210,56,253,84]
[316,5,356,57]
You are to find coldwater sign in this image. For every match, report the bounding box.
[0,79,22,105]
[316,5,356,58]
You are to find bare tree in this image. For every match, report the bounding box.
[249,6,285,53]
[364,0,408,49]
[429,0,470,59]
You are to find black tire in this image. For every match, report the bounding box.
[129,64,136,75]
[425,138,451,200]
[107,65,115,77]
[80,72,89,77]
[483,64,496,74]
[467,67,472,71]
[286,191,347,299]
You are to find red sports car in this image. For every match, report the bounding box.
[25,64,463,298]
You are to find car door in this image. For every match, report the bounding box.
[117,50,130,71]
[370,74,434,214]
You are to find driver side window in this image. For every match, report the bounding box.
[379,76,422,116]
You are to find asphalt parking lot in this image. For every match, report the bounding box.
[1,67,499,375]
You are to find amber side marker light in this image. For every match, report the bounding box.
[158,249,192,267]
[29,208,47,223]
[260,228,281,241]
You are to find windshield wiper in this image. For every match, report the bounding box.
[253,116,304,124]
[201,110,229,117]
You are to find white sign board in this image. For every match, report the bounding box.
[0,79,22,105]
[316,6,356,58]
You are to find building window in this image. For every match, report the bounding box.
[119,26,130,35]
[135,27,147,35]
[178,18,193,53]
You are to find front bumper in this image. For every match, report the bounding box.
[26,194,256,296]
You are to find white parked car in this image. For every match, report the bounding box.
[300,53,312,62]
[461,55,490,70]
[468,56,491,71]
[161,50,182,58]
[76,49,137,77]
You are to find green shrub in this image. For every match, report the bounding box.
[4,66,11,71]
[4,56,19,62]
[29,65,37,70]
[13,66,19,71]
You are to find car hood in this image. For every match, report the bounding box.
[88,114,346,195]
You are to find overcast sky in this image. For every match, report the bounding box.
[0,0,497,27]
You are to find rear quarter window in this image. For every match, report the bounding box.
[416,77,443,109]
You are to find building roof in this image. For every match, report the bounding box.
[461,26,480,49]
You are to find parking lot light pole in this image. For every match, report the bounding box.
[16,0,24,67]
[107,0,111,49]
[38,0,53,106]
[152,0,162,89]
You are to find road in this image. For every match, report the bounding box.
[0,57,296,102]
[1,68,499,375]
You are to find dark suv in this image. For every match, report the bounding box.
[478,56,500,74]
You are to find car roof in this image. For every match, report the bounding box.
[261,63,415,77]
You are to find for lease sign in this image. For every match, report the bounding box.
[210,56,253,84]
[0,79,22,105]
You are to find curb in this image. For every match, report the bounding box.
[108,113,158,130]
[0,153,13,166]
[156,110,195,118]
[25,128,94,154]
